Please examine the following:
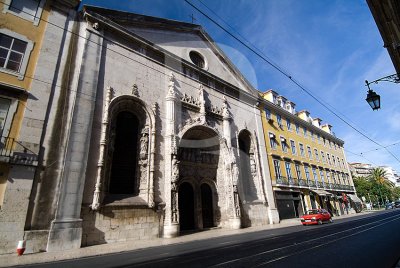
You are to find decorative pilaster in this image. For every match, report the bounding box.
[164,72,180,238]
[199,84,206,124]
[91,86,114,210]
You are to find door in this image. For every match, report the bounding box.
[179,182,195,231]
[201,184,214,228]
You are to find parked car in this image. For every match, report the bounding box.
[300,209,333,225]
[395,201,400,208]
[385,202,394,210]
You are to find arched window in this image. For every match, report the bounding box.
[109,111,139,194]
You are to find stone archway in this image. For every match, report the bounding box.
[177,125,220,231]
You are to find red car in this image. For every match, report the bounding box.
[300,209,333,225]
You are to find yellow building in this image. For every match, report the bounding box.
[260,90,356,220]
[0,0,49,208]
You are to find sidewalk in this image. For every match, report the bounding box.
[0,211,374,267]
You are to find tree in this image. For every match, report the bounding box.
[367,168,394,204]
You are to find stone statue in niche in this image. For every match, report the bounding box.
[132,84,139,97]
[250,154,257,177]
[171,155,180,184]
[171,154,179,223]
[222,96,229,118]
[140,128,149,160]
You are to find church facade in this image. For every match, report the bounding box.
[18,6,279,252]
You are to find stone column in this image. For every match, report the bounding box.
[163,73,179,238]
[222,97,241,229]
[253,104,279,224]
[47,24,104,251]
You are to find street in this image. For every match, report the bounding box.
[21,210,400,268]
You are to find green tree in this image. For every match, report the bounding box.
[367,168,394,204]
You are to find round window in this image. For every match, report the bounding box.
[189,51,205,69]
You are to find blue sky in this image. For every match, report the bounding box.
[80,0,400,171]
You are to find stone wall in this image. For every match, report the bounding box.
[81,206,161,246]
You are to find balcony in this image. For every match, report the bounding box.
[0,136,38,165]
[276,176,289,186]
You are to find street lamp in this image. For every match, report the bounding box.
[365,73,400,110]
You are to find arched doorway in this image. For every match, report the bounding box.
[178,182,195,231]
[201,183,214,228]
[178,126,220,231]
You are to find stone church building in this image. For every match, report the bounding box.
[4,5,280,253]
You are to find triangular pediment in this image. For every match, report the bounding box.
[83,6,258,96]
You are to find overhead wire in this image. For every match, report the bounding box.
[3,1,399,166]
[184,0,400,165]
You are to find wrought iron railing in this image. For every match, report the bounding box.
[0,136,14,157]
[276,176,289,185]
[298,179,307,187]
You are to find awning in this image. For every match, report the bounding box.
[348,194,362,203]
[311,189,334,197]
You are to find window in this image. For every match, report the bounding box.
[265,108,271,120]
[310,131,314,141]
[277,114,282,128]
[314,149,319,161]
[321,151,325,162]
[295,164,302,180]
[0,29,33,79]
[327,171,331,183]
[317,133,321,143]
[189,51,205,68]
[337,157,341,168]
[307,146,312,159]
[304,166,311,182]
[290,140,296,155]
[0,97,12,137]
[303,127,307,137]
[332,156,336,167]
[281,137,288,152]
[312,167,318,182]
[299,143,305,156]
[4,0,45,25]
[327,153,331,165]
[269,133,277,149]
[295,123,299,134]
[320,170,325,183]
[273,159,282,179]
[286,118,291,130]
[342,159,345,169]
[285,162,292,180]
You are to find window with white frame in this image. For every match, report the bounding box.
[277,114,282,128]
[295,122,299,134]
[4,0,46,25]
[281,137,288,152]
[273,159,282,179]
[290,140,296,155]
[307,146,312,159]
[0,29,33,79]
[295,164,302,180]
[304,166,311,182]
[320,169,325,183]
[321,151,325,162]
[299,143,305,156]
[269,133,277,149]
[285,161,292,180]
[327,153,331,165]
[286,118,291,130]
[312,167,318,183]
[265,108,271,120]
[303,126,307,137]
[314,149,319,161]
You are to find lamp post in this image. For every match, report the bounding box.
[365,73,400,110]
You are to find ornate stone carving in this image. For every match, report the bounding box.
[250,153,257,177]
[132,84,139,97]
[91,86,114,210]
[140,127,149,160]
[222,96,230,119]
[181,93,200,108]
[171,154,179,223]
[167,72,176,98]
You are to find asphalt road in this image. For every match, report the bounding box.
[22,210,400,268]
